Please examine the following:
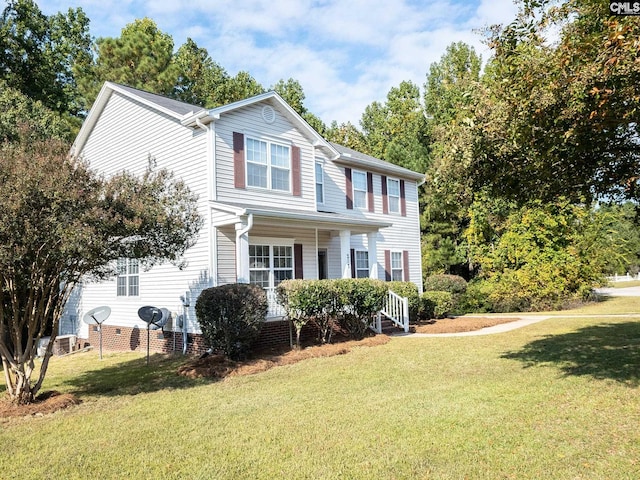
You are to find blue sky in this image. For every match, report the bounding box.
[37,0,519,125]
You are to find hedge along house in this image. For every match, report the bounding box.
[62,82,425,354]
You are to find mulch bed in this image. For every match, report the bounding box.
[0,391,81,419]
[177,334,391,379]
[412,316,520,334]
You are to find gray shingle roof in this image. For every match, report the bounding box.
[113,83,206,117]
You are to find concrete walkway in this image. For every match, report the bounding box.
[393,315,552,338]
[391,286,640,338]
[595,286,640,297]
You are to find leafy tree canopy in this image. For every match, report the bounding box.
[0,0,91,115]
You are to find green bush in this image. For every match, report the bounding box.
[335,278,388,340]
[386,281,420,322]
[421,291,454,319]
[195,283,267,360]
[276,279,340,345]
[456,281,494,313]
[423,274,468,294]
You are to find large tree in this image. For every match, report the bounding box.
[360,80,429,172]
[172,38,230,108]
[0,113,201,405]
[77,17,177,108]
[420,43,483,276]
[0,0,91,116]
[474,0,640,204]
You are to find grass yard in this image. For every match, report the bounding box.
[1,296,640,479]
[609,280,640,288]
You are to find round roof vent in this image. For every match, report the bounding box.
[262,105,276,124]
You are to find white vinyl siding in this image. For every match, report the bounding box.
[67,90,211,337]
[352,170,367,209]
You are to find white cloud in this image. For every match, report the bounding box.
[36,0,522,124]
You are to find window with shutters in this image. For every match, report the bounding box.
[249,244,293,288]
[246,137,290,192]
[352,170,367,209]
[116,258,139,296]
[391,251,404,281]
[387,178,400,214]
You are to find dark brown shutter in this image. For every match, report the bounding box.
[350,248,356,278]
[381,175,388,214]
[292,146,301,196]
[403,250,410,281]
[367,172,374,212]
[345,168,353,210]
[294,243,303,279]
[384,250,391,281]
[233,132,245,189]
[400,180,406,217]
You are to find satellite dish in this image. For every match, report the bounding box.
[149,308,170,330]
[137,306,169,365]
[82,306,111,360]
[137,306,163,325]
[83,306,111,325]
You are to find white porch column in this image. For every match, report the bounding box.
[235,217,251,283]
[367,231,378,279]
[339,229,352,278]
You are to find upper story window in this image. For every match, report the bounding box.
[355,250,369,278]
[246,137,290,192]
[391,251,404,281]
[116,258,139,296]
[352,170,367,209]
[387,178,400,214]
[315,161,324,205]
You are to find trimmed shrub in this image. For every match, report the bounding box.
[335,278,387,340]
[423,274,468,294]
[195,283,267,360]
[421,291,454,319]
[276,279,340,345]
[387,281,420,322]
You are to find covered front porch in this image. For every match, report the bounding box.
[210,202,388,311]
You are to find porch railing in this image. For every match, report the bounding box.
[264,286,410,334]
[380,290,410,333]
[264,287,286,318]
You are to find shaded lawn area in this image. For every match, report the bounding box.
[1,297,640,479]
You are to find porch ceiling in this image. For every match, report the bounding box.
[210,201,391,234]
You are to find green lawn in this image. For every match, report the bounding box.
[2,296,640,479]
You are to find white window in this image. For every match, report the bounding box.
[116,258,139,296]
[249,244,293,288]
[352,170,367,209]
[391,251,403,281]
[315,161,324,205]
[246,137,290,192]
[355,251,369,278]
[387,178,400,213]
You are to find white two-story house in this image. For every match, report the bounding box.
[63,82,424,353]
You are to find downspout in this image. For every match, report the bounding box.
[235,214,254,283]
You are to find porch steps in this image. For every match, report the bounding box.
[380,317,406,335]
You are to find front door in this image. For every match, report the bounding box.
[317,249,328,280]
